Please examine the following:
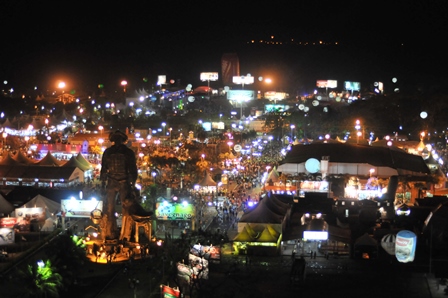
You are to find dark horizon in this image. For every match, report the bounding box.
[1,1,447,95]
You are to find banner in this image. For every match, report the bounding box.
[395,230,417,263]
[161,284,181,298]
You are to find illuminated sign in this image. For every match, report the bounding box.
[316,80,337,88]
[157,75,166,86]
[15,207,44,231]
[395,230,417,263]
[264,91,288,100]
[303,231,328,240]
[227,90,255,101]
[232,75,254,85]
[344,81,361,91]
[0,217,17,228]
[161,285,180,298]
[0,227,14,244]
[200,72,219,81]
[61,199,103,218]
[264,104,290,112]
[155,201,195,220]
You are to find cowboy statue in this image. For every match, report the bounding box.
[100,130,152,241]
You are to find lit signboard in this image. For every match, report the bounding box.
[0,227,14,244]
[303,231,328,240]
[344,81,361,91]
[200,72,219,81]
[211,122,225,130]
[155,201,195,221]
[227,90,255,101]
[264,91,288,101]
[316,80,337,88]
[395,230,417,263]
[264,104,290,112]
[157,75,166,86]
[61,199,103,218]
[0,217,17,228]
[232,75,254,85]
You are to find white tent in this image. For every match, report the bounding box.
[41,217,56,231]
[13,194,60,219]
[0,194,14,216]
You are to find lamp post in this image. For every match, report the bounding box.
[2,132,7,149]
[58,81,66,102]
[355,119,361,144]
[161,122,166,137]
[227,141,233,152]
[98,125,103,137]
[290,124,295,142]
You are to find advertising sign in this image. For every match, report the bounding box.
[226,90,255,101]
[155,201,195,221]
[316,80,337,88]
[61,199,103,218]
[264,91,288,101]
[0,217,17,228]
[264,104,290,112]
[232,75,254,85]
[344,81,361,91]
[157,75,166,86]
[161,284,181,298]
[200,72,218,81]
[0,227,14,244]
[395,230,417,263]
[15,207,45,231]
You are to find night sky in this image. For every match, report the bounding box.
[1,1,447,94]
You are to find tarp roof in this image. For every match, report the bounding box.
[12,150,35,165]
[0,194,14,215]
[198,172,217,187]
[35,152,63,166]
[0,152,20,166]
[266,167,280,182]
[233,226,255,242]
[240,197,286,224]
[75,152,93,169]
[355,233,378,246]
[257,227,278,242]
[278,143,431,178]
[16,194,61,218]
[62,155,91,171]
[0,165,79,182]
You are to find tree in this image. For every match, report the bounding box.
[15,259,63,298]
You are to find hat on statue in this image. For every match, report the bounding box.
[109,130,128,143]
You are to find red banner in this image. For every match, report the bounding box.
[161,285,180,298]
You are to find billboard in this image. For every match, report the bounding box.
[264,91,288,101]
[316,80,337,88]
[395,230,417,263]
[155,201,195,221]
[157,75,166,86]
[344,81,361,91]
[0,217,17,228]
[200,72,219,82]
[0,227,14,244]
[161,284,181,298]
[232,75,254,85]
[264,104,290,112]
[61,199,103,218]
[15,207,45,231]
[226,90,255,101]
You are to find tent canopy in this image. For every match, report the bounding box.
[15,194,61,219]
[278,143,431,179]
[0,194,14,215]
[198,172,217,187]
